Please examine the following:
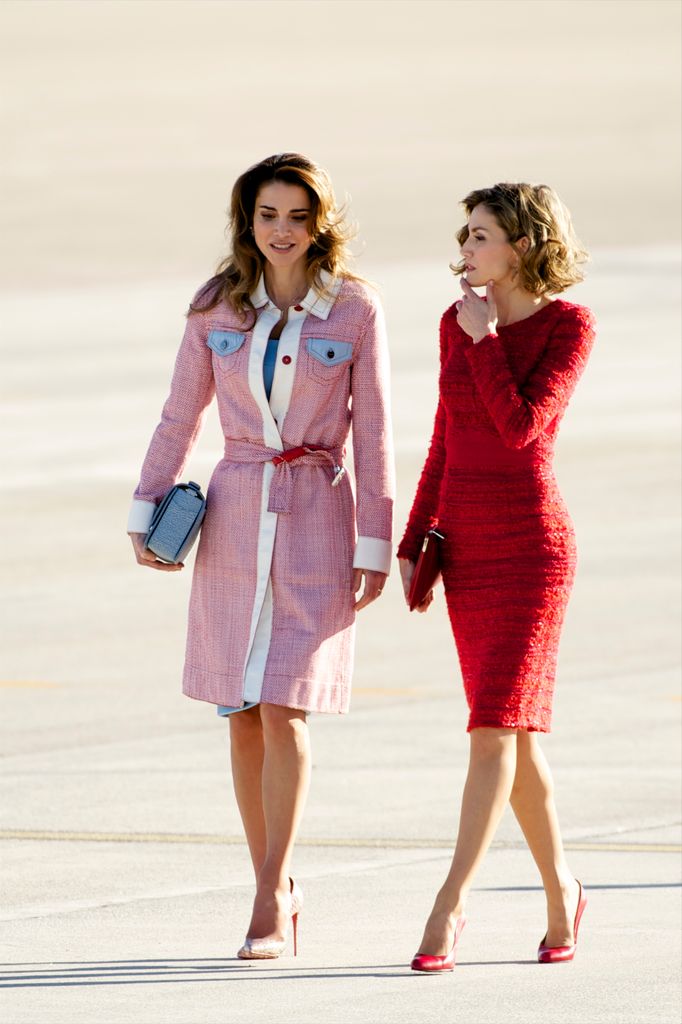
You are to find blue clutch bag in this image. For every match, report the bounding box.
[145,481,207,564]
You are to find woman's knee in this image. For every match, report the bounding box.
[470,726,517,750]
[229,705,263,745]
[512,731,554,796]
[469,727,518,766]
[259,703,308,739]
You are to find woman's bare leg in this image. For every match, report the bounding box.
[510,731,580,946]
[246,703,311,941]
[229,705,267,874]
[417,727,518,956]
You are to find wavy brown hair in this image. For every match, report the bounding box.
[452,183,589,296]
[190,153,357,321]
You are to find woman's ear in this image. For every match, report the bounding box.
[515,235,531,255]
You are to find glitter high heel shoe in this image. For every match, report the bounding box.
[537,880,587,963]
[237,878,303,960]
[410,914,467,973]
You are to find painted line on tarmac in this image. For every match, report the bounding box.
[0,829,679,853]
[0,680,59,688]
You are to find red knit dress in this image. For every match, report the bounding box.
[398,299,596,732]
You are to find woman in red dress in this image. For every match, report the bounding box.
[398,183,595,971]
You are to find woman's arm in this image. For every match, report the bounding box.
[127,307,215,538]
[396,315,449,564]
[349,293,395,580]
[463,304,596,450]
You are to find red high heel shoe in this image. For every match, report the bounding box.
[410,915,466,973]
[537,880,587,963]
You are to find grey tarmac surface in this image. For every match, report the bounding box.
[1,253,681,1024]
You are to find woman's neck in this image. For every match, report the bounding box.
[493,283,549,327]
[264,264,309,311]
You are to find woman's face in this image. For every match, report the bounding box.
[460,204,520,287]
[252,181,313,271]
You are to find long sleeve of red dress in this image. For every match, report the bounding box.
[397,315,448,562]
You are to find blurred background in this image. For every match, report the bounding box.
[1,0,680,287]
[1,0,680,843]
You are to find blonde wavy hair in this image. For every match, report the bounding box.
[452,183,589,296]
[190,153,357,321]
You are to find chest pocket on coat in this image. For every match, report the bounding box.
[207,330,246,377]
[306,338,353,385]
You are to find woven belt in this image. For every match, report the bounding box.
[222,441,346,514]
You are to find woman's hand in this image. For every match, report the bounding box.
[352,569,387,611]
[398,557,434,613]
[456,279,498,343]
[129,532,184,572]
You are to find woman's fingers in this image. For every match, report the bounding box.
[130,533,183,571]
[416,589,434,613]
[398,557,414,601]
[143,558,184,572]
[353,569,388,611]
[457,277,498,341]
[486,279,498,319]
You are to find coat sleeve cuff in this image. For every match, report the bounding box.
[353,536,392,575]
[127,499,157,534]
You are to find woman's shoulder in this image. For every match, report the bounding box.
[545,300,596,355]
[335,275,382,310]
[550,298,596,334]
[441,301,460,329]
[188,276,221,312]
[440,302,466,347]
[328,276,385,335]
[187,278,249,327]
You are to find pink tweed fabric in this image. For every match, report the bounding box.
[133,278,394,713]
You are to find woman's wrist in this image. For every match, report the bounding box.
[471,327,498,345]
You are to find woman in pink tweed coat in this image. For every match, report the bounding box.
[127,154,394,959]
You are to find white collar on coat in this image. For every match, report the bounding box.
[251,269,342,321]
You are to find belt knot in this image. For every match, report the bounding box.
[268,445,345,514]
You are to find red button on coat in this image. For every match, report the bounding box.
[293,304,304,311]
[282,355,292,365]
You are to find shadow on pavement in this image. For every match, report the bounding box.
[0,958,538,987]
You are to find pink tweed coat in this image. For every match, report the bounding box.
[128,273,394,714]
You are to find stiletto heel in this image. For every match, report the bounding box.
[410,915,466,973]
[292,910,299,957]
[238,877,303,960]
[289,877,303,957]
[537,880,587,963]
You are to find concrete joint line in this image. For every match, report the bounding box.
[0,829,680,854]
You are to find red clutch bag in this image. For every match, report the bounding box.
[407,525,444,611]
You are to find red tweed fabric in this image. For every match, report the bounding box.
[398,300,596,732]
